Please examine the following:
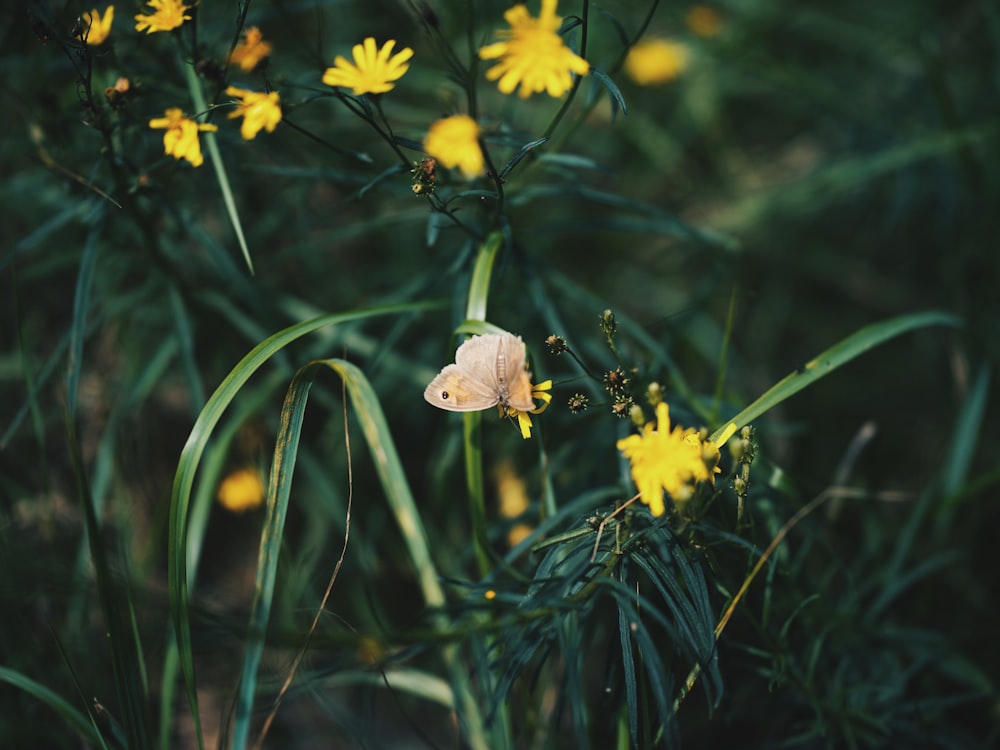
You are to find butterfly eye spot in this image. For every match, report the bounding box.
[441,391,450,400]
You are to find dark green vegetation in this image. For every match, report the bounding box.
[2,1,998,747]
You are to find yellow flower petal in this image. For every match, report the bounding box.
[624,38,690,86]
[229,26,272,72]
[478,0,589,99]
[77,6,114,46]
[322,37,413,96]
[149,108,217,167]
[616,402,719,515]
[225,86,282,140]
[217,468,265,513]
[422,115,484,179]
[135,0,192,34]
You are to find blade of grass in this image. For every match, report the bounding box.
[66,215,149,749]
[167,302,442,747]
[462,231,503,578]
[230,358,487,749]
[167,300,442,748]
[0,667,106,748]
[709,311,961,443]
[184,63,254,275]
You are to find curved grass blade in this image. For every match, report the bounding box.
[0,667,106,748]
[462,232,503,577]
[167,300,442,748]
[465,231,502,323]
[231,357,487,750]
[709,311,961,443]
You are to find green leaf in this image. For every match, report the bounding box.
[185,63,253,274]
[499,137,549,181]
[167,300,442,747]
[0,668,106,749]
[710,311,961,443]
[589,68,628,118]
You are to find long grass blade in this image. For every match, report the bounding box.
[184,63,254,274]
[710,311,960,443]
[167,300,442,748]
[0,667,106,748]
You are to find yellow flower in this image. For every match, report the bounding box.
[496,461,534,546]
[685,5,724,39]
[616,402,722,516]
[148,108,218,167]
[229,26,272,72]
[504,379,553,440]
[479,0,590,99]
[422,115,484,179]
[225,87,282,140]
[135,0,192,34]
[496,461,530,518]
[624,39,690,86]
[321,37,413,96]
[76,6,114,46]
[217,468,265,513]
[508,523,534,547]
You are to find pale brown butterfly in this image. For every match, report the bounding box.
[424,332,535,412]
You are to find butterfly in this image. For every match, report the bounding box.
[424,332,535,412]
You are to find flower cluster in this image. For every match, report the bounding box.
[317,2,594,183]
[74,5,285,166]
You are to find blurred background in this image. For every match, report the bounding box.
[2,0,998,746]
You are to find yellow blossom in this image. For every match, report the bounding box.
[479,0,590,98]
[321,37,413,96]
[148,108,218,167]
[685,5,724,38]
[624,38,690,86]
[225,86,282,140]
[508,523,534,547]
[217,468,265,513]
[616,402,721,516]
[504,379,553,440]
[496,461,530,518]
[229,26,272,72]
[76,6,114,46]
[422,115,484,179]
[135,0,192,34]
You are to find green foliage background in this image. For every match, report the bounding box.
[2,0,998,748]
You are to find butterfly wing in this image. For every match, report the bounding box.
[424,332,534,413]
[423,363,502,411]
[505,366,536,412]
[425,334,504,412]
[495,334,535,411]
